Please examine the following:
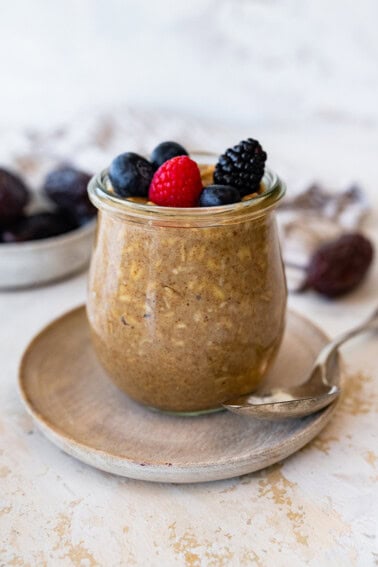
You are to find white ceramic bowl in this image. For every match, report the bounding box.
[0,220,96,289]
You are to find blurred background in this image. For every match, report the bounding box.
[1,0,377,128]
[0,0,377,196]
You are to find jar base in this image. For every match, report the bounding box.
[147,405,225,417]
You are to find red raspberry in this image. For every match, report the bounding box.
[149,156,203,207]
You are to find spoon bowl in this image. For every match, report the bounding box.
[223,307,378,419]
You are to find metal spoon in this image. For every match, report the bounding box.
[223,306,378,419]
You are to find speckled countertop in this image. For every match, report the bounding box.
[1,112,377,566]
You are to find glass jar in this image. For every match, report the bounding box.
[87,157,287,414]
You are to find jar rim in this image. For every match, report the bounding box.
[88,155,286,225]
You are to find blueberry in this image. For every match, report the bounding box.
[2,211,77,243]
[199,184,241,207]
[109,152,154,198]
[150,141,188,170]
[0,168,30,223]
[43,166,96,222]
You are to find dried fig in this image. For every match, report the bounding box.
[0,168,30,223]
[43,166,96,225]
[303,233,374,298]
[2,212,77,243]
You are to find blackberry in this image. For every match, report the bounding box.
[214,138,267,196]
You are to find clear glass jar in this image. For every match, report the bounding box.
[87,156,287,414]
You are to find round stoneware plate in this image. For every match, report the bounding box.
[19,306,340,483]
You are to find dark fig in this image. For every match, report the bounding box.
[43,166,96,222]
[2,212,77,243]
[303,233,374,298]
[0,168,30,223]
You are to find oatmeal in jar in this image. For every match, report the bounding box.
[87,140,287,413]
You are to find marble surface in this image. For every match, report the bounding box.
[1,275,377,566]
[1,1,378,563]
[1,111,378,565]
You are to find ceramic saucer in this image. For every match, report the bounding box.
[19,306,340,483]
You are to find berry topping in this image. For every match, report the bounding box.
[109,152,154,198]
[199,184,241,207]
[1,212,76,243]
[150,141,188,170]
[303,233,374,298]
[149,156,203,207]
[214,138,267,196]
[43,166,96,224]
[0,168,30,223]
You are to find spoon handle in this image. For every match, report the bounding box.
[315,306,378,366]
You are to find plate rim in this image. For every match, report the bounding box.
[18,305,341,482]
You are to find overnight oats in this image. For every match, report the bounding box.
[87,139,287,413]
